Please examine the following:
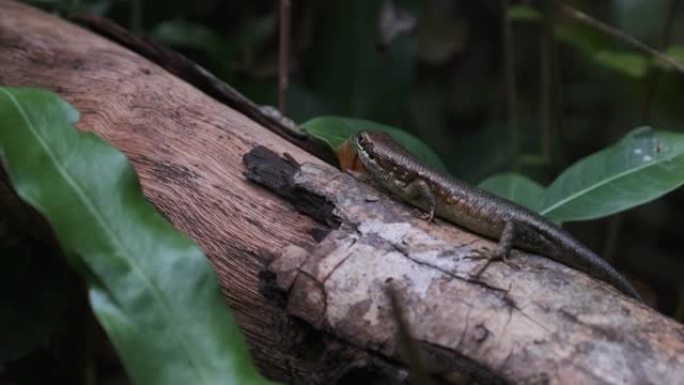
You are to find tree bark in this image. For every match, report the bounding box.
[244,147,684,385]
[0,1,329,382]
[1,1,683,384]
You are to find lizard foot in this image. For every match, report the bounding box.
[464,247,517,277]
[418,209,435,222]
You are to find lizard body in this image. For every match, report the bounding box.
[351,131,642,301]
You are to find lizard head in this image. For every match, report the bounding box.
[351,130,416,183]
[353,131,415,163]
[351,131,380,170]
[352,130,370,151]
[351,130,432,188]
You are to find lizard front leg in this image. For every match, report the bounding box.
[470,220,516,277]
[401,178,436,222]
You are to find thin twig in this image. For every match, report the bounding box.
[501,0,519,169]
[129,0,142,34]
[641,0,681,122]
[550,2,563,169]
[605,0,681,262]
[278,0,292,114]
[540,0,555,164]
[559,3,684,76]
[602,215,623,263]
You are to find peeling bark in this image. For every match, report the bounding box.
[245,147,684,385]
[2,0,684,383]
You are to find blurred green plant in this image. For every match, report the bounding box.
[151,15,276,80]
[151,20,239,77]
[506,4,542,21]
[0,87,273,385]
[509,3,683,79]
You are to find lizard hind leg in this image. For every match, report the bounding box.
[468,220,517,277]
[403,179,436,222]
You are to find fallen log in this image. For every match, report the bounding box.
[0,0,328,381]
[1,1,683,384]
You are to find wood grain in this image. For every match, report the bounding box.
[0,0,328,381]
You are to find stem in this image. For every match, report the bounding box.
[278,0,292,113]
[539,0,555,165]
[129,0,142,34]
[641,0,681,122]
[602,214,623,262]
[502,0,519,169]
[559,3,684,76]
[606,0,681,263]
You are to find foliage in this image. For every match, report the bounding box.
[0,88,272,385]
[480,128,684,224]
[539,127,684,222]
[506,4,542,21]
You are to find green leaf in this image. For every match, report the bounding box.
[555,22,684,78]
[555,23,650,78]
[301,116,448,171]
[663,45,684,68]
[506,5,542,21]
[0,88,271,385]
[478,173,545,211]
[540,127,684,223]
[593,51,648,78]
[554,24,605,56]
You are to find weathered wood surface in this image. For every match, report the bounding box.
[2,1,684,384]
[245,147,684,385]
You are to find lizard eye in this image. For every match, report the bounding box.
[357,133,372,149]
[360,135,377,158]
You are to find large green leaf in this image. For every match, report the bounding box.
[478,173,545,211]
[301,116,448,172]
[593,51,648,78]
[0,88,271,385]
[554,23,651,78]
[540,127,684,223]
